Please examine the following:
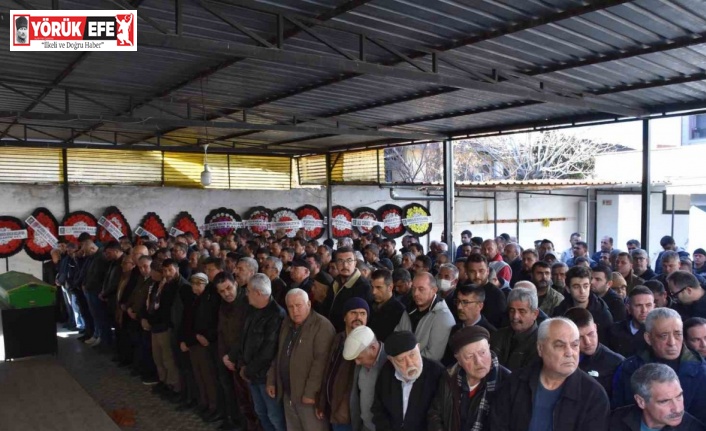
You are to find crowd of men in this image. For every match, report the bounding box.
[47,227,706,431]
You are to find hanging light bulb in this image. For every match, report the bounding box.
[201,143,212,186]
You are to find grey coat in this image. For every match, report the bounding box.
[395,297,456,361]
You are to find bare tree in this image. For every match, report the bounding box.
[462,132,614,180]
[385,131,613,183]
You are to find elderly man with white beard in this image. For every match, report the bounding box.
[371,331,444,431]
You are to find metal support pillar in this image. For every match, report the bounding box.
[671,194,675,237]
[493,192,498,238]
[442,139,454,255]
[326,153,333,240]
[516,192,520,243]
[641,119,651,252]
[61,148,70,214]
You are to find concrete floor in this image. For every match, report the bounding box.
[0,328,226,431]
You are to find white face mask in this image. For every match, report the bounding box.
[437,278,453,292]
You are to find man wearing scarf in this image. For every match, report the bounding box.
[428,326,510,431]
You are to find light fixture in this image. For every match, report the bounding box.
[200,143,212,186]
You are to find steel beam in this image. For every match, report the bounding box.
[0,139,304,155]
[641,119,651,253]
[0,111,445,140]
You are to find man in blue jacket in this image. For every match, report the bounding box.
[612,307,706,424]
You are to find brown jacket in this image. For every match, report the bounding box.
[125,275,152,319]
[267,310,335,402]
[316,331,355,424]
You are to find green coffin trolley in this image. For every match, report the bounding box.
[0,271,58,360]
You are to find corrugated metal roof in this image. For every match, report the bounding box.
[2,0,706,154]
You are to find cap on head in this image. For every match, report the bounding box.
[449,325,490,354]
[189,272,208,284]
[343,297,370,316]
[342,326,375,360]
[385,331,418,357]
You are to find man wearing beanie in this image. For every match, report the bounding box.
[371,331,444,431]
[311,270,334,317]
[428,326,510,431]
[316,297,369,430]
[344,326,387,431]
[694,248,706,277]
[15,16,28,44]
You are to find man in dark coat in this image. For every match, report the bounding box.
[180,272,221,422]
[592,263,628,322]
[609,363,706,431]
[490,287,540,371]
[607,286,654,358]
[442,284,497,366]
[668,270,706,320]
[428,326,510,431]
[371,331,444,431]
[489,317,610,431]
[231,273,286,431]
[612,308,706,424]
[465,254,507,328]
[564,307,624,398]
[368,269,405,342]
[329,246,372,333]
[552,265,614,342]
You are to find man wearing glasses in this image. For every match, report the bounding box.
[441,284,496,366]
[328,246,372,333]
[668,270,706,320]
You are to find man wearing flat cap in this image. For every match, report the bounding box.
[344,326,387,431]
[311,270,335,317]
[289,259,313,294]
[371,331,444,431]
[316,297,369,430]
[15,16,28,44]
[428,326,511,431]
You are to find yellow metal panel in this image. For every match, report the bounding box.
[67,149,162,185]
[163,152,229,189]
[229,155,291,190]
[0,147,62,184]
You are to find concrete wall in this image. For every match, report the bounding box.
[595,192,690,262]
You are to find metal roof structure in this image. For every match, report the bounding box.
[2,0,706,156]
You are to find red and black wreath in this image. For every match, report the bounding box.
[172,211,200,240]
[244,206,272,236]
[296,205,324,240]
[0,216,26,259]
[377,204,405,239]
[24,207,59,261]
[98,206,131,244]
[353,206,379,235]
[205,208,241,238]
[60,211,98,245]
[138,212,167,242]
[272,207,300,238]
[331,205,353,239]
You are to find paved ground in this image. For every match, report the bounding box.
[56,328,226,431]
